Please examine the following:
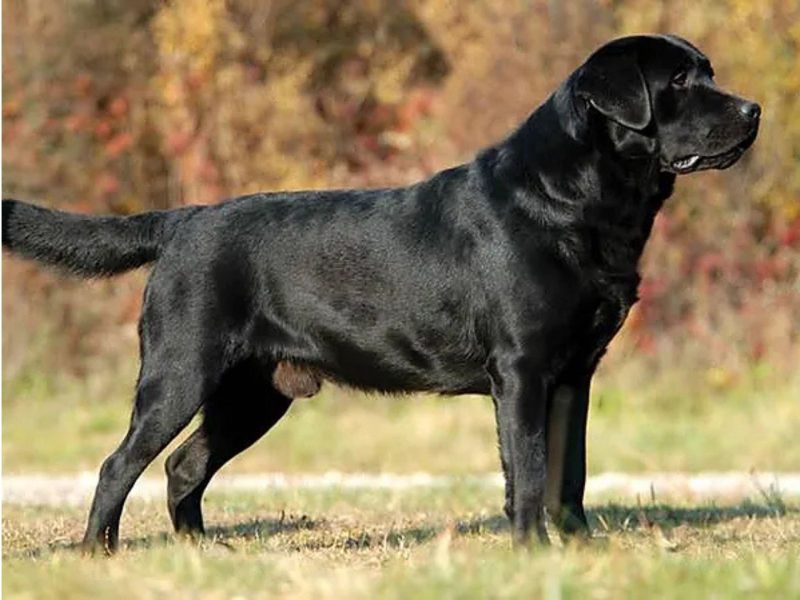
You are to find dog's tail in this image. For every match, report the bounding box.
[2,199,201,277]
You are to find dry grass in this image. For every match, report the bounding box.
[4,363,800,598]
[3,486,799,599]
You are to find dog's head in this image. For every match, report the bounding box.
[572,35,759,174]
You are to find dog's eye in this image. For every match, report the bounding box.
[671,70,688,87]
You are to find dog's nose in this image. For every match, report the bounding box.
[739,101,761,120]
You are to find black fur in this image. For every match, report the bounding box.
[2,199,200,276]
[2,34,759,552]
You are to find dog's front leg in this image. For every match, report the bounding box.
[488,354,549,546]
[545,376,592,537]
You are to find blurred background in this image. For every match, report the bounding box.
[3,0,799,476]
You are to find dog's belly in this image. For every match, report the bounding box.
[250,305,489,396]
[313,329,488,395]
[320,338,490,395]
[245,261,490,394]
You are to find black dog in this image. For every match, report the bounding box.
[2,35,759,553]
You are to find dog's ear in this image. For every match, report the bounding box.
[608,121,658,157]
[574,47,652,130]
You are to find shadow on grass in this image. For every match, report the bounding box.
[8,499,793,559]
[589,499,790,532]
[6,513,320,559]
[450,499,793,539]
[205,512,318,540]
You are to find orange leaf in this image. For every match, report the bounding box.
[105,132,133,158]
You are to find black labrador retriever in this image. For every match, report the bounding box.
[2,34,759,553]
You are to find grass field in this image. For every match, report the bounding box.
[4,485,800,599]
[4,361,800,598]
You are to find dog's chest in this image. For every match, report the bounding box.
[571,274,640,369]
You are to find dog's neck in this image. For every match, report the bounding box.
[484,85,675,285]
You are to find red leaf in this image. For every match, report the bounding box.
[105,132,133,158]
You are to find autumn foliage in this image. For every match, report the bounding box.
[2,0,799,383]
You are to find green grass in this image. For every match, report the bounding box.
[4,486,800,599]
[5,357,800,598]
[4,361,800,475]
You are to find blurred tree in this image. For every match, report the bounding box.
[2,0,798,379]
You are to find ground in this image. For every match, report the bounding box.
[3,366,800,598]
[3,485,800,598]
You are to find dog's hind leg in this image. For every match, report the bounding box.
[81,337,222,554]
[165,358,293,537]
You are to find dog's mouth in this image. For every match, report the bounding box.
[671,155,702,172]
[664,125,759,175]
